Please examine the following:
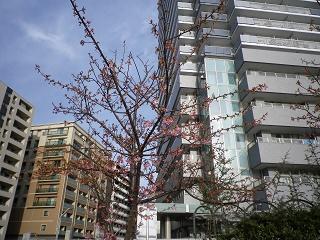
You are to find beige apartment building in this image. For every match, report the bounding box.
[6,122,103,239]
[0,81,33,240]
[6,122,130,239]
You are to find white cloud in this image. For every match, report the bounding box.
[20,22,75,59]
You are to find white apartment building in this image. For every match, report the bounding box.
[156,0,320,238]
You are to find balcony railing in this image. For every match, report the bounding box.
[240,70,307,83]
[200,28,230,38]
[45,140,66,146]
[202,46,234,56]
[78,194,88,204]
[38,175,60,181]
[196,0,221,7]
[77,207,86,214]
[73,232,84,237]
[177,2,192,9]
[45,129,68,136]
[180,62,198,72]
[179,30,196,39]
[61,217,72,223]
[241,35,320,51]
[43,151,64,158]
[67,177,78,188]
[80,184,89,192]
[235,0,320,16]
[36,187,58,193]
[75,219,85,226]
[179,45,196,54]
[65,190,75,200]
[63,202,74,210]
[33,200,56,206]
[237,17,320,32]
[178,15,194,24]
[199,12,228,21]
[248,136,319,149]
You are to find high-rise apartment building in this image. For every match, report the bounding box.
[6,122,130,239]
[0,81,33,240]
[156,0,320,238]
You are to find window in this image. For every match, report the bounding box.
[228,73,236,85]
[40,224,46,232]
[236,133,245,148]
[43,210,49,216]
[48,198,56,205]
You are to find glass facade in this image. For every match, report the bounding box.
[204,58,250,175]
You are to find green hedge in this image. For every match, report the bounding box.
[221,206,320,240]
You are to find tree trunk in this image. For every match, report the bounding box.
[124,159,141,240]
[124,196,139,240]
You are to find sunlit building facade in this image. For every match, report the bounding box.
[0,81,33,240]
[7,122,130,239]
[157,0,320,238]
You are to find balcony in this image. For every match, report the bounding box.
[18,99,32,113]
[6,143,22,157]
[0,168,17,182]
[73,232,84,238]
[45,139,66,146]
[243,103,313,135]
[13,120,28,133]
[234,1,320,18]
[45,129,68,136]
[248,137,319,169]
[67,177,78,189]
[239,71,315,103]
[15,115,29,127]
[240,35,320,52]
[63,202,74,210]
[38,175,60,182]
[178,30,196,40]
[86,221,95,230]
[234,17,320,40]
[78,194,88,204]
[3,154,19,168]
[179,45,196,55]
[201,46,234,57]
[180,62,198,73]
[89,199,97,208]
[79,184,89,193]
[33,200,56,207]
[43,150,65,158]
[61,217,72,224]
[177,2,193,10]
[36,187,58,194]
[198,12,227,22]
[76,207,86,215]
[178,15,194,24]
[88,211,97,219]
[74,219,85,227]
[199,27,230,38]
[195,0,222,12]
[65,190,75,200]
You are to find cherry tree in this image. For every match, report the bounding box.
[35,0,263,239]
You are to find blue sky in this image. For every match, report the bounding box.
[0,0,157,124]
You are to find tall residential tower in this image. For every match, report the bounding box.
[156,0,320,238]
[0,81,33,240]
